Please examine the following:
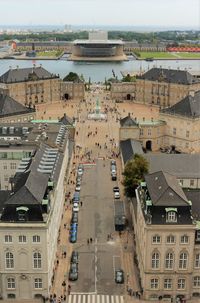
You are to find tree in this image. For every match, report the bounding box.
[123,154,149,197]
[63,72,80,82]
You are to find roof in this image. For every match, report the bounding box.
[0,66,59,83]
[120,139,143,163]
[138,67,199,85]
[59,114,73,126]
[161,91,200,118]
[145,171,189,206]
[73,39,124,45]
[184,189,200,221]
[0,93,35,117]
[120,114,138,127]
[145,154,200,179]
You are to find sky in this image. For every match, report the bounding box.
[0,0,199,29]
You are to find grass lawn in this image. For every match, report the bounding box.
[177,52,200,59]
[37,50,63,57]
[137,51,177,59]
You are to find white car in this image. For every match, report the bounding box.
[114,191,120,199]
[77,168,83,176]
[75,185,81,192]
[73,203,79,212]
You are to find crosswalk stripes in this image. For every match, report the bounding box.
[67,295,124,303]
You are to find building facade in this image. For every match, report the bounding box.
[132,171,200,301]
[61,80,85,100]
[111,68,200,108]
[0,121,74,300]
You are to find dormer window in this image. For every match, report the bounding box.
[165,208,177,223]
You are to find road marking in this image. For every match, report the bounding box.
[68,295,72,303]
[115,296,119,303]
[73,295,77,303]
[106,295,109,303]
[78,294,81,303]
[101,295,105,303]
[67,295,124,303]
[120,296,124,303]
[82,295,86,303]
[111,296,114,303]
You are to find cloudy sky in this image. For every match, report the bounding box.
[0,0,199,28]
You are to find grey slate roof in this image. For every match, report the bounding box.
[120,114,138,127]
[138,67,199,84]
[120,139,143,163]
[59,113,73,126]
[145,171,189,206]
[161,91,200,117]
[5,170,49,205]
[0,66,58,83]
[0,93,35,117]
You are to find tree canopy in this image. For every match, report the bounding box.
[63,72,80,82]
[123,154,149,197]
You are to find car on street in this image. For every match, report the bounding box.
[115,269,124,284]
[73,191,80,202]
[111,160,116,166]
[73,202,79,212]
[70,231,77,243]
[71,212,78,224]
[69,262,78,281]
[76,176,82,183]
[113,186,120,192]
[111,173,117,181]
[75,184,81,192]
[71,251,79,264]
[77,168,83,176]
[114,191,120,199]
[70,223,78,233]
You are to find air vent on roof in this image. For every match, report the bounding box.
[2,127,7,135]
[9,127,15,134]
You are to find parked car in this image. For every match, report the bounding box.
[70,223,77,233]
[75,184,81,192]
[114,191,120,199]
[115,269,124,284]
[111,160,116,166]
[113,186,120,192]
[77,168,83,176]
[69,262,78,281]
[76,176,82,183]
[73,202,79,212]
[111,164,116,173]
[111,173,117,181]
[73,191,80,202]
[71,251,79,264]
[71,212,78,224]
[70,231,77,243]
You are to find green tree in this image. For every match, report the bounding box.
[123,154,149,197]
[63,72,80,82]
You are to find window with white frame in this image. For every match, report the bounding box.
[167,211,177,223]
[151,252,160,269]
[193,276,200,287]
[164,278,172,289]
[33,235,40,243]
[140,128,144,136]
[177,278,185,289]
[5,235,12,243]
[179,252,188,269]
[165,252,174,269]
[148,129,151,136]
[190,179,195,187]
[33,252,42,269]
[7,278,15,289]
[19,235,26,243]
[166,235,175,244]
[180,235,189,244]
[34,278,42,289]
[5,252,14,269]
[195,254,200,268]
[150,278,159,289]
[152,235,161,244]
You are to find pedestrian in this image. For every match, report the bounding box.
[87,239,90,244]
[90,237,93,243]
[80,201,83,207]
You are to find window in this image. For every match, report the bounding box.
[167,211,177,223]
[186,131,190,138]
[166,235,175,244]
[152,252,160,269]
[148,129,151,136]
[33,235,40,243]
[179,252,188,269]
[177,278,185,289]
[173,128,176,135]
[3,163,7,170]
[195,254,200,268]
[7,278,15,289]
[5,252,14,269]
[34,278,42,289]
[196,231,200,242]
[179,179,183,186]
[165,252,174,269]
[152,235,161,244]
[190,179,195,187]
[140,129,144,136]
[180,235,189,244]
[150,278,159,289]
[164,278,172,289]
[10,163,16,170]
[5,235,12,243]
[33,252,42,269]
[193,276,200,287]
[19,235,26,243]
